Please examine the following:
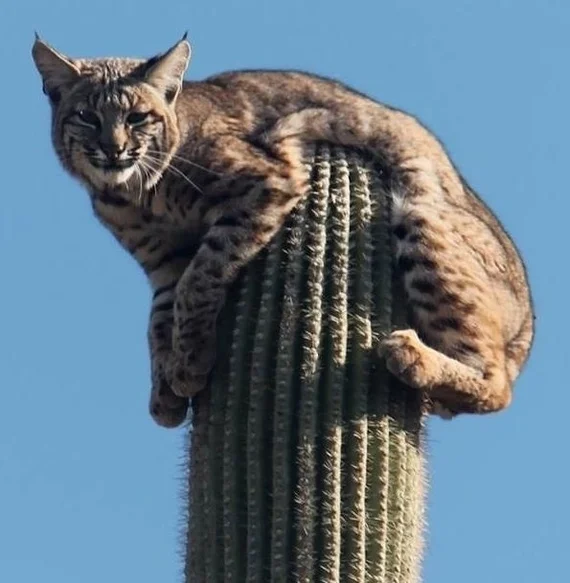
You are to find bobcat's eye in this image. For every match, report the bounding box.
[126,111,150,127]
[76,110,101,128]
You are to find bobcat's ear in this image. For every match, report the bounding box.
[32,35,81,104]
[142,35,191,103]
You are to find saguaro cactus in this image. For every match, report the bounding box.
[183,145,427,583]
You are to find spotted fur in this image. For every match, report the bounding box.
[33,35,534,427]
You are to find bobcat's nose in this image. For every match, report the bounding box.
[100,143,127,162]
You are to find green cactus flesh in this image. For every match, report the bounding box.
[183,145,427,583]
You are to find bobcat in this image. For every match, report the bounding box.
[32,35,534,428]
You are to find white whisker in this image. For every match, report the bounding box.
[134,165,144,205]
[145,154,203,194]
[137,159,159,199]
[146,149,222,177]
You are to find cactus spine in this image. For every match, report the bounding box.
[184,145,427,583]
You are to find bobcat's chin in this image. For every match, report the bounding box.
[72,153,167,195]
[80,162,138,191]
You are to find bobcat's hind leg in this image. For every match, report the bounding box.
[380,329,512,415]
[385,190,513,415]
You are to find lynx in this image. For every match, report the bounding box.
[32,35,534,427]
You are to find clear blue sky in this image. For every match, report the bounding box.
[1,1,566,581]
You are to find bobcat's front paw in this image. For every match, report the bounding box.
[380,329,438,390]
[167,327,217,397]
[149,362,189,428]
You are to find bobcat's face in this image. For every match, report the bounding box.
[32,37,191,194]
[50,77,181,191]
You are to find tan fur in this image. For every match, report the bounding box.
[32,36,534,427]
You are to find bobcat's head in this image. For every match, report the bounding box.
[32,35,191,194]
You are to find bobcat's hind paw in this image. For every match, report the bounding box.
[380,329,438,390]
[430,400,456,420]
